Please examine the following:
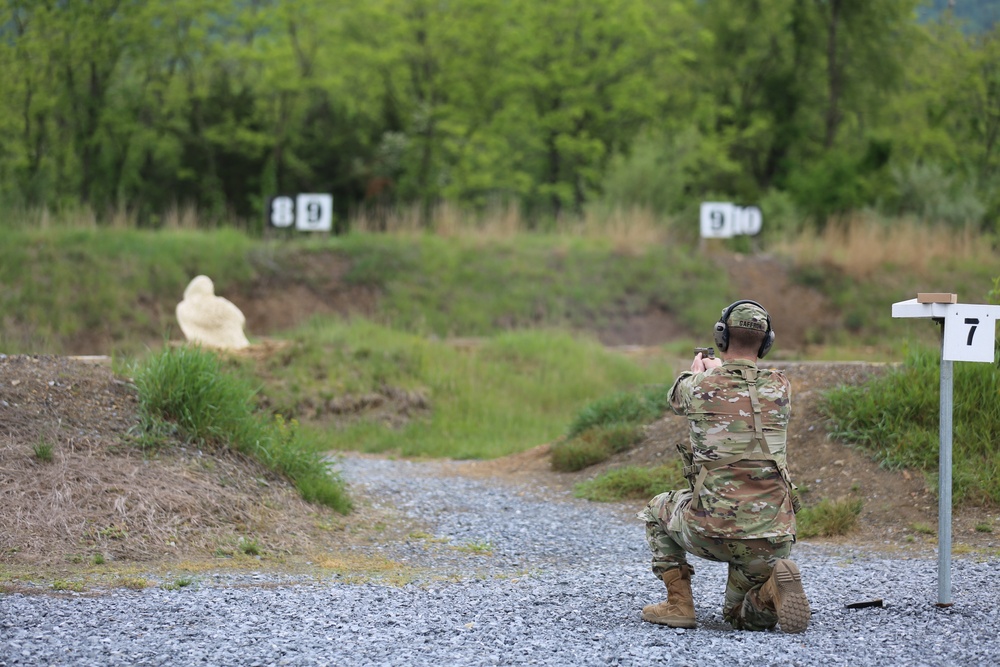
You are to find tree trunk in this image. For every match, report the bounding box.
[824,0,843,149]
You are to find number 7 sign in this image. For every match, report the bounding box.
[942,305,999,362]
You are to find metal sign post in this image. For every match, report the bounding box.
[892,294,1000,606]
[937,351,952,605]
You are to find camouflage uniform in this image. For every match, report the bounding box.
[638,305,797,631]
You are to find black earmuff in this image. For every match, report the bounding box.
[713,299,775,358]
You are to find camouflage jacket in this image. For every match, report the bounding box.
[668,358,796,540]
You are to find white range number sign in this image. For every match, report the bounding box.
[268,194,333,232]
[942,304,998,363]
[699,202,762,239]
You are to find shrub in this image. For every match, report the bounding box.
[566,385,669,439]
[550,435,614,473]
[883,162,986,227]
[553,384,669,471]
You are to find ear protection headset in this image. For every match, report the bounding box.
[713,299,775,358]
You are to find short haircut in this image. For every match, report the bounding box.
[728,326,767,357]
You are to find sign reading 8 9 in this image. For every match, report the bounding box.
[267,194,333,232]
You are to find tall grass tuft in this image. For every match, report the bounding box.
[567,385,671,438]
[573,463,686,502]
[552,384,671,472]
[821,347,1000,505]
[796,498,864,538]
[133,345,351,513]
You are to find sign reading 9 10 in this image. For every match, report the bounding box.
[267,194,333,232]
[699,202,762,238]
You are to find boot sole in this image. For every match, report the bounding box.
[772,559,811,633]
[640,610,697,628]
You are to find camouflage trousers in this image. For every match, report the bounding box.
[638,490,793,631]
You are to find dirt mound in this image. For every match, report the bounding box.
[0,355,348,569]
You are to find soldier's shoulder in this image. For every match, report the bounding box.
[760,366,791,384]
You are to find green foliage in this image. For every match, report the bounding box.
[5,0,997,224]
[32,439,54,463]
[115,576,151,591]
[161,576,196,591]
[796,497,864,538]
[882,162,986,226]
[51,580,86,593]
[238,538,262,557]
[551,384,670,472]
[133,345,352,513]
[567,385,670,438]
[597,126,719,217]
[550,424,645,473]
[786,150,876,224]
[787,240,996,350]
[920,1,1000,32]
[821,348,1000,504]
[573,463,687,502]
[453,540,494,556]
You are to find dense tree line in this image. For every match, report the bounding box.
[1,0,997,230]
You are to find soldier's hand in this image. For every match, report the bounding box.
[692,352,723,372]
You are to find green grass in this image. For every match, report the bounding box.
[0,228,257,355]
[248,319,674,460]
[32,439,55,462]
[821,347,1000,505]
[238,538,262,556]
[334,234,728,339]
[796,498,864,538]
[573,464,687,502]
[132,345,352,513]
[0,224,995,363]
[161,577,196,591]
[550,384,671,472]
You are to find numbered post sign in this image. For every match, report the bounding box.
[267,193,333,232]
[942,305,998,362]
[699,202,762,239]
[296,193,333,232]
[268,195,297,228]
[700,202,733,238]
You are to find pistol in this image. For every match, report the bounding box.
[694,346,715,359]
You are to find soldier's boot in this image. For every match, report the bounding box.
[641,564,696,628]
[757,558,811,633]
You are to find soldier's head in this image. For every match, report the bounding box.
[713,300,774,359]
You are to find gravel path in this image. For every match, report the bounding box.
[2,454,999,666]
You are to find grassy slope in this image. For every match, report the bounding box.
[0,228,256,353]
[3,226,998,501]
[246,321,675,459]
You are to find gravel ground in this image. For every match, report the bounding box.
[2,455,999,667]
